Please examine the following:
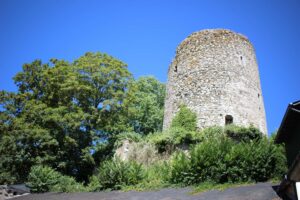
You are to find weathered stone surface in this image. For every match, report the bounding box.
[115,140,131,161]
[163,29,267,134]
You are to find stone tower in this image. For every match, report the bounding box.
[163,29,267,134]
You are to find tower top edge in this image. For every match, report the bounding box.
[177,29,253,49]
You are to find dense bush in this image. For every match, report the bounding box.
[147,128,201,153]
[124,161,171,190]
[169,152,193,185]
[146,131,174,153]
[86,175,102,192]
[26,165,86,193]
[96,158,144,190]
[26,165,60,193]
[51,175,86,192]
[26,125,287,192]
[0,171,16,185]
[225,124,263,142]
[199,126,224,140]
[145,105,199,153]
[169,136,287,185]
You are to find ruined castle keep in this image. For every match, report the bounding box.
[163,29,267,134]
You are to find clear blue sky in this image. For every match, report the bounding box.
[1,0,299,135]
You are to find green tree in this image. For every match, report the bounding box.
[0,52,132,183]
[73,52,133,134]
[124,76,165,134]
[170,105,197,131]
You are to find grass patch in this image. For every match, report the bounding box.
[269,178,281,184]
[122,181,172,192]
[122,181,256,193]
[191,182,254,194]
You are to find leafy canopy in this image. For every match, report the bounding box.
[124,76,165,135]
[0,52,145,183]
[170,105,197,131]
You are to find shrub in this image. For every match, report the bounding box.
[226,138,287,182]
[145,161,170,184]
[199,126,224,141]
[270,142,287,179]
[26,165,60,193]
[170,105,197,131]
[169,152,193,185]
[86,175,102,192]
[51,175,86,192]
[170,127,201,145]
[26,165,88,193]
[189,136,232,183]
[225,124,263,142]
[0,171,16,185]
[147,128,201,153]
[169,135,287,185]
[147,132,174,153]
[125,161,171,190]
[96,158,144,190]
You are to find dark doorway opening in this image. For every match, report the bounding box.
[225,115,233,125]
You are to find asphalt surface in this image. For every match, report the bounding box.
[14,183,281,200]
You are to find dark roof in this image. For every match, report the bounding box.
[275,100,300,143]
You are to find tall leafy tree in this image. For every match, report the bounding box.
[124,76,165,134]
[73,52,133,134]
[0,52,132,183]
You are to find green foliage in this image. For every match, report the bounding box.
[26,165,87,193]
[0,55,168,184]
[147,128,201,153]
[170,105,197,131]
[114,132,143,148]
[147,132,174,153]
[24,125,286,192]
[270,141,287,179]
[124,76,165,135]
[92,140,115,166]
[26,165,60,193]
[190,137,235,183]
[86,175,102,192]
[0,171,16,185]
[169,152,193,185]
[225,124,263,142]
[169,133,287,185]
[144,161,170,185]
[96,158,144,190]
[225,138,286,182]
[170,127,201,145]
[199,126,224,141]
[122,161,171,191]
[51,175,86,192]
[0,49,286,191]
[0,52,134,183]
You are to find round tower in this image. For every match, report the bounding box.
[163,29,267,134]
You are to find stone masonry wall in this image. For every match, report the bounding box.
[163,29,267,134]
